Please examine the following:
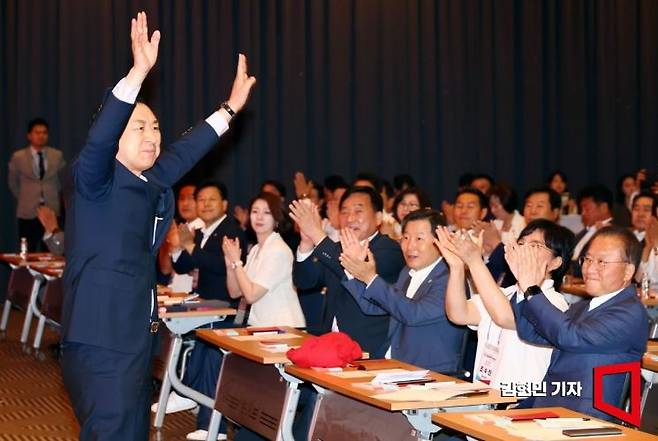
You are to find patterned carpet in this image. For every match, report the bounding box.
[0,307,199,441]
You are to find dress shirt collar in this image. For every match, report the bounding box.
[30,146,45,156]
[587,217,613,231]
[588,286,625,312]
[408,257,442,280]
[201,214,227,237]
[360,230,379,245]
[634,230,646,243]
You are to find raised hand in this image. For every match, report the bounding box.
[513,244,548,292]
[226,54,257,113]
[294,171,314,199]
[289,199,325,245]
[340,228,368,261]
[222,237,242,263]
[339,249,377,284]
[434,226,464,269]
[36,206,59,234]
[127,11,161,86]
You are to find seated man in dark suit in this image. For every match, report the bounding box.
[339,209,466,373]
[289,186,405,352]
[163,180,247,441]
[510,226,649,420]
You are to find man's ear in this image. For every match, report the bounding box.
[222,200,229,213]
[548,256,562,273]
[623,263,636,284]
[375,211,383,227]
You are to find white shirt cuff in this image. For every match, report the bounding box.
[112,77,141,104]
[205,111,230,138]
[365,274,378,289]
[296,248,314,262]
[171,249,183,262]
[344,270,354,280]
[43,231,53,240]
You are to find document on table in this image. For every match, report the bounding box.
[372,381,490,401]
[330,368,409,379]
[231,333,300,341]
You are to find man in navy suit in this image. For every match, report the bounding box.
[60,12,255,440]
[290,186,405,353]
[510,226,649,420]
[340,209,466,373]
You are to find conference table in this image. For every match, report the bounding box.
[432,407,658,440]
[285,358,516,441]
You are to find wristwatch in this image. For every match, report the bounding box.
[524,285,543,300]
[231,260,243,270]
[220,101,236,121]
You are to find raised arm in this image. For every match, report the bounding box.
[75,12,160,198]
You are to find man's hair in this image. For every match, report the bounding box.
[392,187,432,222]
[260,179,287,198]
[339,186,384,212]
[381,180,394,198]
[471,173,495,187]
[27,117,49,132]
[547,170,568,187]
[194,180,228,200]
[489,183,518,213]
[248,192,285,230]
[577,184,613,209]
[353,172,382,191]
[583,225,642,271]
[401,209,445,238]
[523,187,561,211]
[457,173,475,189]
[518,219,575,289]
[454,187,488,209]
[632,191,657,215]
[323,175,348,192]
[393,174,416,192]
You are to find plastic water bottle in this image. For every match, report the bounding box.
[19,237,28,260]
[641,272,650,299]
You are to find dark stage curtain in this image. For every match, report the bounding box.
[2,0,657,258]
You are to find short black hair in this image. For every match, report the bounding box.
[401,209,445,238]
[471,173,495,186]
[353,172,382,191]
[339,186,384,212]
[547,170,568,186]
[489,183,518,213]
[194,180,228,200]
[577,184,613,209]
[523,187,562,211]
[27,117,49,132]
[381,180,394,198]
[323,175,348,192]
[392,187,432,222]
[260,179,287,198]
[632,191,658,215]
[457,173,475,189]
[518,219,575,290]
[583,225,642,272]
[393,174,416,192]
[455,187,488,209]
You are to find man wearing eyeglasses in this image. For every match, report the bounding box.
[511,226,649,420]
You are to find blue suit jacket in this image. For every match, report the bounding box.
[293,234,404,354]
[172,217,247,307]
[62,93,222,353]
[511,285,648,420]
[342,260,467,373]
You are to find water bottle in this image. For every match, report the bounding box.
[19,237,28,260]
[641,272,650,299]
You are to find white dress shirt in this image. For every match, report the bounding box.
[572,217,613,260]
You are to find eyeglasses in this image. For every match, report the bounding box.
[399,202,420,209]
[578,255,629,269]
[517,239,553,254]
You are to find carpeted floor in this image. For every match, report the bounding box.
[0,307,199,440]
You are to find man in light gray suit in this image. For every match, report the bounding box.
[8,118,66,251]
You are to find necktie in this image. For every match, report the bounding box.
[37,151,45,180]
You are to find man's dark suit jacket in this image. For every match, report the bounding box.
[486,242,516,288]
[343,260,467,373]
[172,217,247,307]
[293,233,404,354]
[511,285,648,420]
[62,93,222,354]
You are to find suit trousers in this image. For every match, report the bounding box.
[61,339,154,441]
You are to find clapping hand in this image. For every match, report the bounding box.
[504,241,547,292]
[289,199,325,245]
[222,237,242,264]
[339,248,377,285]
[339,228,368,261]
[177,223,195,249]
[433,226,464,269]
[294,171,313,199]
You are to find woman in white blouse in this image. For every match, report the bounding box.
[222,192,306,328]
[489,183,526,244]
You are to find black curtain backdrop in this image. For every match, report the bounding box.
[2,0,658,256]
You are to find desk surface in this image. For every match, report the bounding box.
[0,253,64,267]
[161,307,236,320]
[644,341,658,372]
[285,358,516,412]
[197,326,309,364]
[561,283,658,306]
[431,407,658,441]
